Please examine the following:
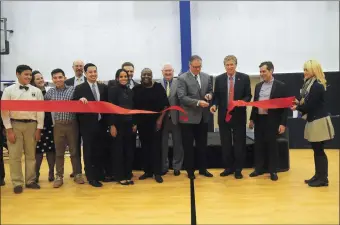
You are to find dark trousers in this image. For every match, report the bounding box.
[311,141,328,180]
[0,128,4,180]
[113,122,134,181]
[180,120,208,175]
[35,152,55,178]
[81,121,107,181]
[254,115,278,173]
[138,123,162,176]
[219,121,246,172]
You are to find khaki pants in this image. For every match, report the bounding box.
[7,121,37,187]
[54,120,81,178]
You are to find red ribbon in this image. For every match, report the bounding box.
[225,96,295,122]
[0,100,187,119]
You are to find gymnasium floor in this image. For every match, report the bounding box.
[0,150,339,224]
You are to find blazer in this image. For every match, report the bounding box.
[177,71,213,124]
[297,80,328,122]
[65,76,87,86]
[72,81,108,130]
[250,79,288,127]
[212,72,252,124]
[160,78,180,125]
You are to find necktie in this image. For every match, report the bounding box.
[19,85,29,91]
[76,78,81,86]
[228,76,234,107]
[194,75,200,89]
[91,83,98,101]
[91,83,101,120]
[166,81,170,97]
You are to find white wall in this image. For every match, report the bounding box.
[1,1,181,81]
[1,1,339,82]
[191,1,339,75]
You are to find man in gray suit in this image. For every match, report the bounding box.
[177,55,214,179]
[160,64,184,176]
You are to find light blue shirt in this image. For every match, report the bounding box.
[258,77,274,114]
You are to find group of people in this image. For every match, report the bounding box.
[0,55,334,194]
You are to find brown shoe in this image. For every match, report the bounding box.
[53,177,63,188]
[74,174,85,184]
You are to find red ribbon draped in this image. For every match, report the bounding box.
[225,96,295,122]
[0,100,187,118]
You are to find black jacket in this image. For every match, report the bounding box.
[297,80,328,122]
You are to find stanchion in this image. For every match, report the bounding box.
[190,177,197,225]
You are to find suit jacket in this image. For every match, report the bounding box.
[177,71,213,124]
[160,78,180,125]
[72,81,108,131]
[212,72,252,125]
[107,79,138,88]
[296,80,328,122]
[250,79,288,128]
[65,76,87,86]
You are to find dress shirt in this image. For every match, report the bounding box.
[1,83,44,129]
[258,77,274,114]
[44,85,76,121]
[74,75,85,87]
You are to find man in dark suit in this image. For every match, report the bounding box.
[65,60,86,178]
[108,62,138,88]
[210,55,252,179]
[249,61,288,181]
[0,90,5,186]
[177,55,213,179]
[73,63,109,187]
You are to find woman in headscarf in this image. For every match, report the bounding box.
[292,60,335,187]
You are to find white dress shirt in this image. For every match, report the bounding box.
[1,83,44,129]
[74,75,85,87]
[87,81,100,100]
[190,71,201,88]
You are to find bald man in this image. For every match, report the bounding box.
[160,64,183,176]
[65,60,86,178]
[65,60,87,86]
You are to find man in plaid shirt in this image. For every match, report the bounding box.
[45,68,84,188]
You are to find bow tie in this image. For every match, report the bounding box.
[19,85,29,91]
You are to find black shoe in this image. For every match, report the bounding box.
[270,173,278,181]
[305,175,318,184]
[161,170,168,176]
[188,173,196,179]
[308,178,329,187]
[89,180,103,187]
[14,186,23,194]
[155,175,163,183]
[220,169,234,177]
[234,171,243,179]
[26,182,41,189]
[128,180,134,185]
[249,171,264,177]
[118,180,129,186]
[199,170,213,177]
[48,176,55,182]
[174,170,180,176]
[139,173,153,180]
[70,173,75,178]
[0,179,5,186]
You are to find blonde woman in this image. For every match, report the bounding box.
[292,60,335,187]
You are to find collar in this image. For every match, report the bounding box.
[264,77,274,84]
[163,78,173,83]
[56,84,68,90]
[190,71,199,77]
[87,80,97,86]
[75,74,85,80]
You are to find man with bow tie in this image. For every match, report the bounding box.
[1,65,44,194]
[210,55,252,179]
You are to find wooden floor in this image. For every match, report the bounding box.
[0,150,339,224]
